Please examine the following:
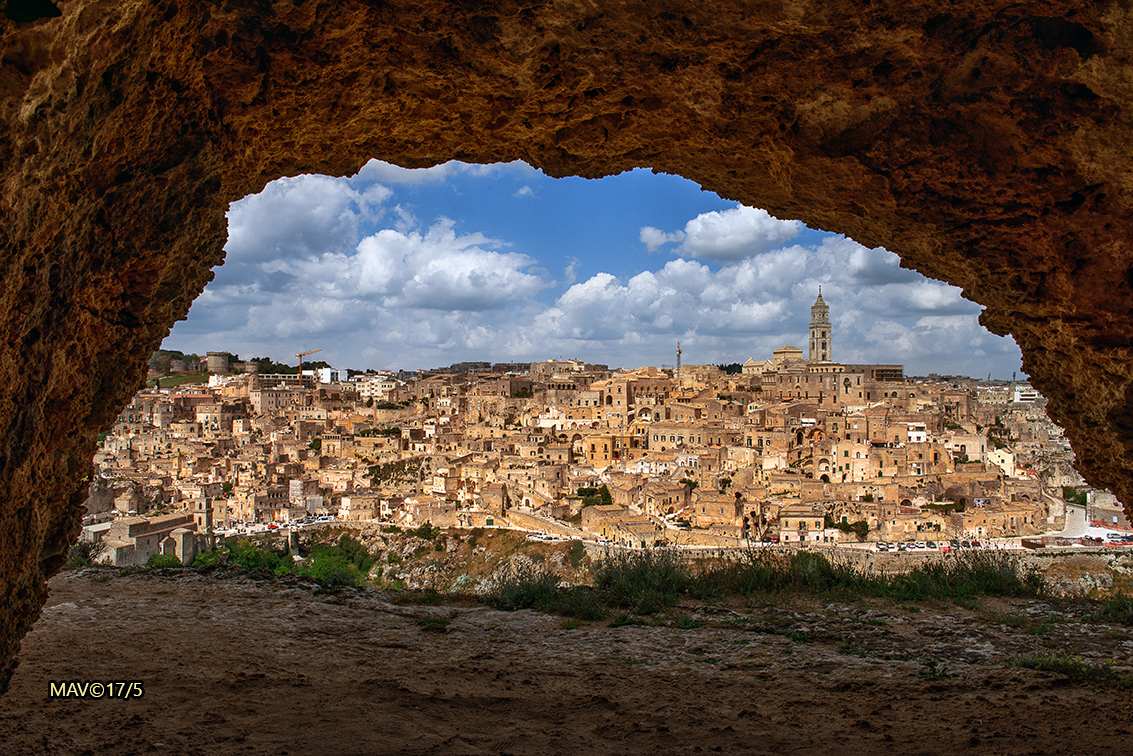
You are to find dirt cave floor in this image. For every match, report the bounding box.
[2,569,1132,755]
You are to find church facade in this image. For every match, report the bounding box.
[743,289,905,404]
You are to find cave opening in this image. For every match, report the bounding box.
[4,0,1133,710]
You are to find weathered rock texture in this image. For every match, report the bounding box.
[6,570,1133,754]
[1,0,1132,690]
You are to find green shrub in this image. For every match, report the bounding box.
[568,540,586,568]
[593,549,690,614]
[226,540,294,574]
[320,570,358,588]
[191,549,224,568]
[407,522,441,540]
[689,548,792,597]
[790,551,840,590]
[1103,592,1133,625]
[1011,653,1133,688]
[483,561,561,610]
[147,553,182,569]
[65,541,102,569]
[544,587,609,620]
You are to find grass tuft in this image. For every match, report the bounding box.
[482,561,560,610]
[1011,652,1133,688]
[1102,592,1133,625]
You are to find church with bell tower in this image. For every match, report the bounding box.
[809,288,831,363]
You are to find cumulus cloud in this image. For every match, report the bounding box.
[513,185,535,198]
[223,218,546,315]
[640,226,685,252]
[352,159,538,186]
[352,160,460,185]
[534,258,791,343]
[224,174,390,265]
[642,205,803,262]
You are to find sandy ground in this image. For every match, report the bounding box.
[1,569,1131,755]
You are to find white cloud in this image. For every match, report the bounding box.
[643,205,803,261]
[352,159,538,186]
[352,160,460,185]
[562,256,581,287]
[640,226,685,252]
[513,185,535,198]
[224,174,390,264]
[238,218,546,313]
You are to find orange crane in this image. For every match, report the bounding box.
[296,349,321,372]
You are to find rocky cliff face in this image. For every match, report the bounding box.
[2,0,1133,690]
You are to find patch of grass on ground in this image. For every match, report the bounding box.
[916,659,953,681]
[479,547,1049,624]
[482,561,560,611]
[979,610,1028,628]
[150,371,209,388]
[1102,593,1133,625]
[1011,653,1133,688]
[674,614,706,629]
[417,611,457,633]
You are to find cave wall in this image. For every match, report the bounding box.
[2,0,1132,690]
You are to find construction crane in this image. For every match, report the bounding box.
[296,349,321,372]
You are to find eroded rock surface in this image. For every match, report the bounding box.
[3,0,1133,689]
[3,570,1132,754]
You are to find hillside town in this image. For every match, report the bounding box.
[85,293,1129,567]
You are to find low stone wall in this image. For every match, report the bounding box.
[660,529,747,549]
[498,509,585,539]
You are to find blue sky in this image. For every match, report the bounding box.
[162,160,1025,378]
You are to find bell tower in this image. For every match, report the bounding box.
[809,288,831,363]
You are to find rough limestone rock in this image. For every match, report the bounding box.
[1,0,1132,690]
